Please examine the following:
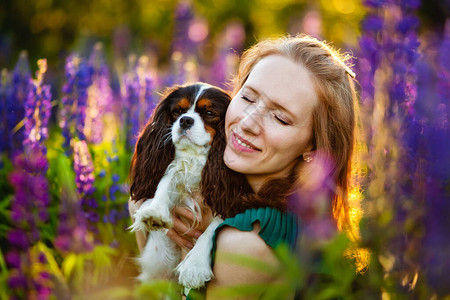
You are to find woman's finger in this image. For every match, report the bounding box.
[166,228,194,250]
[172,214,202,239]
[172,206,201,224]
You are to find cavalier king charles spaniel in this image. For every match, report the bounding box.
[128,83,232,289]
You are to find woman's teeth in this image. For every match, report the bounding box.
[236,135,252,149]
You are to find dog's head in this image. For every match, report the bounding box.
[169,84,230,151]
[129,83,231,201]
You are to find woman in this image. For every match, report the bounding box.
[129,34,362,299]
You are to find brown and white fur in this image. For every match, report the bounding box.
[128,83,231,288]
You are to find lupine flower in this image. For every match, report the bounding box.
[59,55,93,150]
[73,140,99,232]
[60,55,78,151]
[5,57,53,298]
[123,56,156,149]
[0,69,6,155]
[23,59,52,153]
[85,43,113,144]
[421,21,450,295]
[123,66,140,149]
[6,138,52,298]
[4,51,31,155]
[172,2,195,55]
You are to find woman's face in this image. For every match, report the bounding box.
[224,55,318,191]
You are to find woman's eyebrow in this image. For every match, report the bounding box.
[244,85,295,119]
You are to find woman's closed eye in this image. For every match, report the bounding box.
[241,95,255,103]
[273,113,289,125]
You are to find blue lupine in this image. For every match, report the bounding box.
[421,24,450,295]
[172,2,195,55]
[59,55,93,149]
[123,59,157,149]
[123,69,140,149]
[144,76,156,121]
[0,69,6,154]
[6,51,31,155]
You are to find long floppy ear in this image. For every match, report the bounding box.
[201,118,253,219]
[129,88,177,201]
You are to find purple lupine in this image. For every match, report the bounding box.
[23,59,52,154]
[6,58,52,298]
[74,60,93,141]
[123,58,157,149]
[0,69,6,155]
[5,51,32,155]
[172,2,196,55]
[73,140,99,232]
[59,55,93,150]
[169,2,198,84]
[421,21,450,295]
[357,0,388,104]
[387,1,420,117]
[60,55,78,151]
[123,68,141,149]
[144,76,156,121]
[85,43,113,144]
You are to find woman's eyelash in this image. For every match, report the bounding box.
[274,114,289,125]
[241,95,254,103]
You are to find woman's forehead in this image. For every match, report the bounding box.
[243,55,318,117]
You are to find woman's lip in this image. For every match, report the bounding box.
[231,132,261,153]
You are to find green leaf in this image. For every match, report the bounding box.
[62,253,78,279]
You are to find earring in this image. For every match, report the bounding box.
[303,153,313,163]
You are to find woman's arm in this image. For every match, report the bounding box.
[206,224,283,300]
[128,198,148,252]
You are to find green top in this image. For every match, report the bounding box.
[186,207,299,299]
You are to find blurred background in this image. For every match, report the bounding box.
[0,0,449,299]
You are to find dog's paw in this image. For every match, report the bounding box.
[176,257,213,289]
[128,206,172,232]
[128,217,147,232]
[139,206,173,231]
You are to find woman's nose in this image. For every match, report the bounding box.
[239,105,263,135]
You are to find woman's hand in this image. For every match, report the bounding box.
[128,198,212,252]
[167,206,207,250]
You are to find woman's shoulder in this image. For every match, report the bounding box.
[215,223,273,257]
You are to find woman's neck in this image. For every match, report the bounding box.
[245,160,300,193]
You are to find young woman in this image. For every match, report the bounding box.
[129,34,361,299]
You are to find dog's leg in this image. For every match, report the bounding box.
[129,174,176,232]
[176,216,223,288]
[137,231,181,282]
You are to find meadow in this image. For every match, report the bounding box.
[0,0,449,299]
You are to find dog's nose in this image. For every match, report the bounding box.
[179,116,194,129]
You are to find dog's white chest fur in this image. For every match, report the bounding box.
[169,150,207,198]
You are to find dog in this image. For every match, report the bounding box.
[128,83,230,289]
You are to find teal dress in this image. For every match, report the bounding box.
[186,207,299,299]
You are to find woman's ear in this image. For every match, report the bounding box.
[302,151,314,163]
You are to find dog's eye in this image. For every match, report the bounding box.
[172,108,184,116]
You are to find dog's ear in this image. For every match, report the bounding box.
[129,87,179,201]
[201,117,253,219]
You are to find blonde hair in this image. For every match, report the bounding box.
[232,34,363,252]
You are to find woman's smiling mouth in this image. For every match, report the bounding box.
[231,132,261,153]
